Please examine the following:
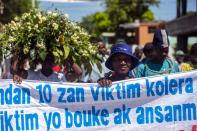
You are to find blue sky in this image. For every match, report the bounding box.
[38,0,197,45]
[39,0,197,22]
[39,0,105,21]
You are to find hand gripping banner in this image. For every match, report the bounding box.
[0,70,196,131]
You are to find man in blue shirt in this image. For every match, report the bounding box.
[133,29,179,77]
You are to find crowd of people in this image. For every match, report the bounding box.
[1,29,197,86]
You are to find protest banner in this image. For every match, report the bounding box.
[0,70,196,131]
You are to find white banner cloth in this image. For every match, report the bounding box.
[0,70,196,131]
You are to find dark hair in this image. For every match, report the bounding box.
[17,55,29,70]
[190,43,197,55]
[143,43,153,53]
[44,53,54,62]
[10,55,18,66]
[90,36,102,44]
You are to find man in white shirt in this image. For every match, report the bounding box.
[81,41,110,82]
[13,53,66,83]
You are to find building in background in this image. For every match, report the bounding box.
[118,21,165,46]
[101,21,165,46]
[167,0,197,53]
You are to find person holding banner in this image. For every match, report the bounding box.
[133,29,179,77]
[63,59,83,82]
[2,55,18,79]
[13,53,65,83]
[97,42,139,87]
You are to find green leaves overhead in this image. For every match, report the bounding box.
[1,9,101,74]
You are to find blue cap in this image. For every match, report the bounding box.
[153,29,169,48]
[105,43,139,70]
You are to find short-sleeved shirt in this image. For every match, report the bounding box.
[133,58,179,78]
[27,70,66,82]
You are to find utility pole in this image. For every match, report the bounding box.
[32,0,35,8]
[0,0,4,14]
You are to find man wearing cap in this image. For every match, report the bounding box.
[174,50,185,65]
[97,42,139,87]
[133,29,179,77]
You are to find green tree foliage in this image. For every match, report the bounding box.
[1,9,101,73]
[81,12,112,35]
[0,0,38,24]
[81,0,159,34]
[106,0,159,30]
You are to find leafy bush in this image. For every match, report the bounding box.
[0,9,101,73]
